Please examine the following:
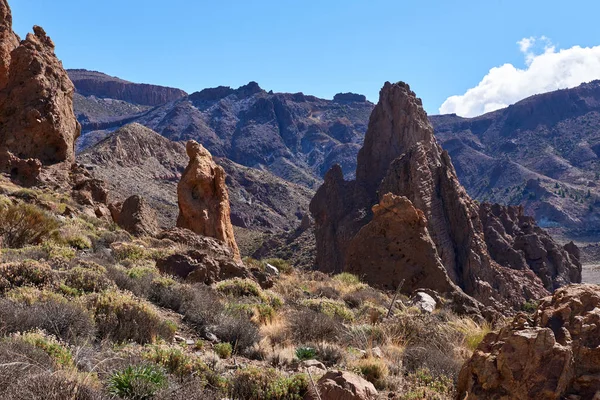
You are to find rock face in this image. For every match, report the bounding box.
[311,82,552,311]
[458,284,600,399]
[309,370,378,400]
[177,140,241,261]
[480,203,582,290]
[0,0,18,89]
[110,195,159,237]
[0,25,80,165]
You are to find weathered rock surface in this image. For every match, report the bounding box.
[458,284,600,399]
[311,81,552,311]
[0,25,80,165]
[177,141,241,261]
[110,195,159,237]
[308,370,377,400]
[156,228,249,285]
[480,203,582,290]
[0,0,18,89]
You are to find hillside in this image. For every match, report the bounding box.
[78,124,314,239]
[431,80,600,238]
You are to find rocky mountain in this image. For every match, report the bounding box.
[311,81,580,312]
[431,81,600,238]
[77,123,313,237]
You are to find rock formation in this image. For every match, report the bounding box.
[177,140,241,261]
[309,370,378,400]
[110,195,159,237]
[311,82,556,311]
[479,203,582,290]
[0,25,80,165]
[0,0,18,89]
[458,284,600,399]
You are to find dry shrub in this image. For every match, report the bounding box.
[180,285,225,330]
[353,357,389,389]
[0,296,95,343]
[212,314,261,354]
[0,202,59,248]
[61,264,113,294]
[313,285,341,299]
[1,371,105,400]
[229,367,309,400]
[287,309,343,343]
[85,290,175,344]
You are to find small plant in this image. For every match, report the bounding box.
[302,298,355,322]
[333,272,361,286]
[214,342,233,359]
[108,364,167,399]
[216,278,266,301]
[354,357,389,389]
[15,330,74,368]
[295,346,316,361]
[144,345,206,379]
[229,367,309,400]
[0,202,59,248]
[263,258,293,274]
[0,261,58,293]
[522,300,539,313]
[61,265,112,294]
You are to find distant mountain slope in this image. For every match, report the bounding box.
[70,71,600,238]
[68,69,187,107]
[431,80,600,237]
[77,123,313,234]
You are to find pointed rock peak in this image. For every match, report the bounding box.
[356,81,435,194]
[235,81,263,97]
[30,25,54,48]
[186,139,212,160]
[0,0,12,29]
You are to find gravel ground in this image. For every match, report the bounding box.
[582,264,600,285]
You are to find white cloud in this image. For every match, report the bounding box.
[439,37,600,117]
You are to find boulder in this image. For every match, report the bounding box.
[0,150,40,186]
[177,140,241,261]
[111,195,159,237]
[308,370,377,400]
[411,291,437,313]
[156,249,249,285]
[457,284,600,399]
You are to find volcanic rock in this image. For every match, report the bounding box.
[311,81,551,311]
[479,203,582,290]
[110,195,159,237]
[0,0,18,89]
[457,284,600,399]
[0,150,41,186]
[177,140,241,261]
[308,370,378,400]
[0,25,80,165]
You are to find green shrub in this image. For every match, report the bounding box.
[216,278,266,301]
[214,342,233,359]
[295,346,316,361]
[144,345,206,379]
[333,272,361,286]
[522,300,539,313]
[0,261,58,293]
[108,364,167,399]
[86,290,175,344]
[61,265,112,294]
[0,202,59,248]
[14,330,73,368]
[302,298,354,322]
[229,367,309,400]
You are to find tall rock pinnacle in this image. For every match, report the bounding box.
[311,81,559,311]
[177,140,241,261]
[0,25,80,165]
[0,0,18,89]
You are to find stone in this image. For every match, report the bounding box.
[111,195,159,237]
[156,248,250,285]
[457,284,600,399]
[311,81,550,312]
[177,140,241,261]
[308,370,378,400]
[0,25,80,165]
[0,149,41,186]
[411,292,437,313]
[298,359,326,374]
[265,263,279,276]
[0,0,18,89]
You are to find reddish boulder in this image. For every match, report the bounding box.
[177,140,241,261]
[458,284,600,399]
[307,370,378,400]
[0,0,18,89]
[110,195,159,237]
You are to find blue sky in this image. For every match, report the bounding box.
[11,0,600,115]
